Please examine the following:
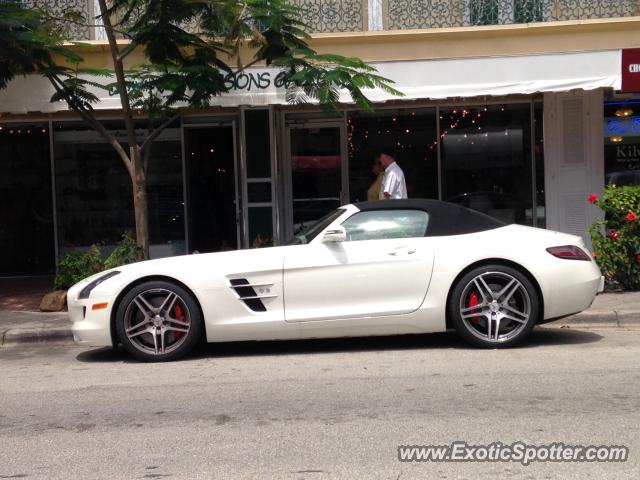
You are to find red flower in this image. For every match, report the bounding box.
[636,255,640,264]
[625,212,638,222]
[587,193,598,204]
[592,252,597,259]
[609,231,619,241]
[91,263,102,271]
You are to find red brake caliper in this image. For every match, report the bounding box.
[172,304,187,339]
[467,291,480,324]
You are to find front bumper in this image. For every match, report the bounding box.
[67,284,115,347]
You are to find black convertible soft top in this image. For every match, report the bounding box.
[353,199,506,236]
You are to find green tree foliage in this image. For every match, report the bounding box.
[0,0,54,88]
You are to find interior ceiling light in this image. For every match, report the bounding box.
[614,108,633,117]
[611,136,623,143]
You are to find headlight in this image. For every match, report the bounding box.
[78,271,121,299]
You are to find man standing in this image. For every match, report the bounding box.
[377,152,407,199]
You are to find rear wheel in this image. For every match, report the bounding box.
[115,280,203,361]
[448,265,539,348]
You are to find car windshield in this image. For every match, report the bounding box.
[287,209,346,245]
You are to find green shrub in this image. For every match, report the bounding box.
[53,232,143,290]
[587,185,640,290]
[53,245,103,290]
[104,231,143,270]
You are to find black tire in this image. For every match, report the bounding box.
[447,264,539,348]
[115,280,203,361]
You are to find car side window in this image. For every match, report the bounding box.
[341,210,429,242]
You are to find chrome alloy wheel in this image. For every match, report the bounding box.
[123,288,191,356]
[458,271,531,343]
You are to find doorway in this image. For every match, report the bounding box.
[185,125,239,253]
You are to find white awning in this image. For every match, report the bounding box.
[0,50,621,114]
[365,49,621,101]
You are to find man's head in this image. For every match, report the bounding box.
[375,152,395,168]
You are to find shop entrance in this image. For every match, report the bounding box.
[184,125,239,253]
[284,123,348,240]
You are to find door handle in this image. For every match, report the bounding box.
[387,246,416,256]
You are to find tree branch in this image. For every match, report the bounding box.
[47,74,133,177]
[97,0,138,163]
[139,113,180,156]
[233,58,260,76]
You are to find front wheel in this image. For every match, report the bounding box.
[447,265,539,348]
[115,280,203,361]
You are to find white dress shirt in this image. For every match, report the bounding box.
[379,161,407,199]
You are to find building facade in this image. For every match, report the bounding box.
[1,0,640,276]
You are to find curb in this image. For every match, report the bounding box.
[1,326,73,346]
[0,311,73,347]
[548,310,640,328]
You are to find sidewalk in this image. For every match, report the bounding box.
[1,292,640,347]
[0,310,72,346]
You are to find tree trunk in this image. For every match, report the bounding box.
[131,146,150,259]
[133,177,150,260]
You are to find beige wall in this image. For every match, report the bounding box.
[56,17,640,69]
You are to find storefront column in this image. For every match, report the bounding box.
[543,89,605,244]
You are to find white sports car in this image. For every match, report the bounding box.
[68,199,604,361]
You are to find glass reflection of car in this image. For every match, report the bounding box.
[606,170,640,186]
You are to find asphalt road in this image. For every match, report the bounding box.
[1,327,639,479]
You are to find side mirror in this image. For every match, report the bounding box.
[322,226,347,243]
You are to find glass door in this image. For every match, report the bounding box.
[285,124,347,240]
[184,125,239,253]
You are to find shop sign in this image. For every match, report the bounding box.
[611,145,640,164]
[107,69,287,96]
[622,48,640,92]
[224,70,288,91]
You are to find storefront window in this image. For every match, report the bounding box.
[441,104,533,225]
[53,121,184,258]
[348,109,438,202]
[0,124,55,275]
[604,101,640,185]
[185,125,237,253]
[290,126,343,231]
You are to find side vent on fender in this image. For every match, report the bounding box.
[228,278,276,312]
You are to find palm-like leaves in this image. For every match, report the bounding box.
[99,0,402,117]
[3,0,402,120]
[0,0,55,88]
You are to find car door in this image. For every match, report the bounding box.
[283,209,434,322]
